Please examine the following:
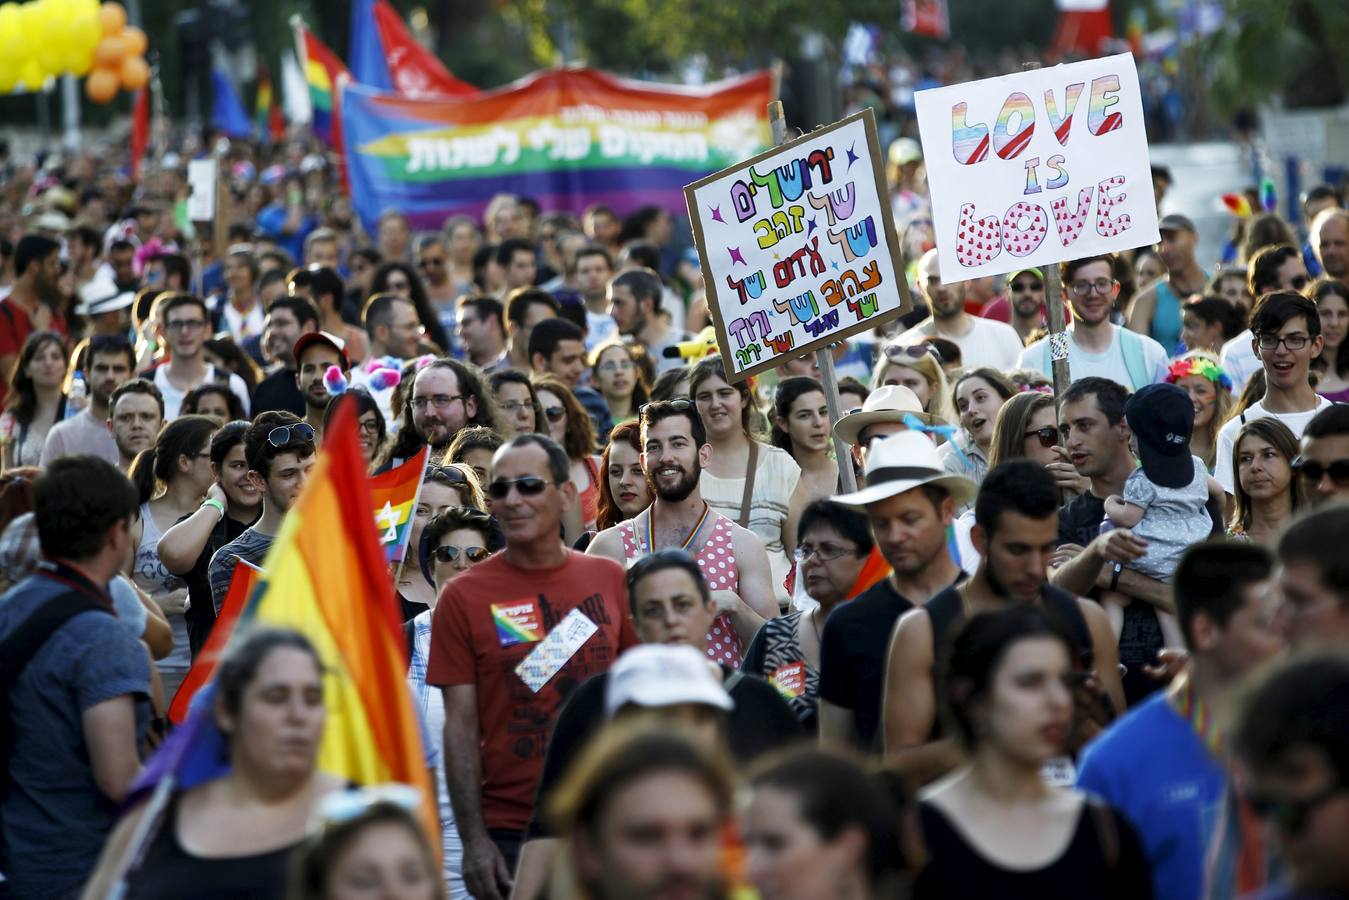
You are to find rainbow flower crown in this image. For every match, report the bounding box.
[1165,356,1233,392]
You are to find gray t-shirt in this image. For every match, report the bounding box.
[1122,456,1212,582]
[39,407,119,467]
[0,569,151,897]
[207,527,274,613]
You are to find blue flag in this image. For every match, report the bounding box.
[349,0,393,91]
[210,67,253,139]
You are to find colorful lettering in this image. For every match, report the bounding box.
[951,102,990,165]
[1087,75,1123,136]
[1044,82,1084,146]
[955,203,1004,268]
[992,91,1036,160]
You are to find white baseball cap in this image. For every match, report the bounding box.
[604,644,734,718]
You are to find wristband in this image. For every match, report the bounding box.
[201,497,226,518]
[1109,562,1122,592]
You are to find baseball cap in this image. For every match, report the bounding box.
[1008,266,1044,284]
[604,644,735,718]
[1125,383,1197,489]
[294,331,350,372]
[1158,213,1197,234]
[888,137,922,167]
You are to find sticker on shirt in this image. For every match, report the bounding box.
[1040,755,1077,787]
[515,608,598,693]
[770,661,807,700]
[491,600,543,647]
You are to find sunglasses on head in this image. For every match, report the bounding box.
[884,343,940,364]
[638,398,693,417]
[430,544,491,564]
[488,475,556,499]
[428,464,470,485]
[1291,456,1349,486]
[1024,426,1059,448]
[267,422,315,447]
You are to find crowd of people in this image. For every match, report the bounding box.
[0,126,1348,900]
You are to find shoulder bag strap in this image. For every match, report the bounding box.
[0,591,110,688]
[737,441,758,529]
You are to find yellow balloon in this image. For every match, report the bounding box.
[0,5,20,58]
[0,65,15,94]
[18,57,44,91]
[64,42,93,75]
[37,40,62,76]
[70,13,99,52]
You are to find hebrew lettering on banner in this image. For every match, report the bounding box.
[685,107,913,383]
[914,53,1160,281]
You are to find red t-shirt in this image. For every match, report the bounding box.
[0,297,68,405]
[426,549,637,832]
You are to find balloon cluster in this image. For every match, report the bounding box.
[0,0,147,101]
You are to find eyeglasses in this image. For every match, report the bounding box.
[543,405,565,422]
[1024,426,1059,448]
[1246,782,1345,834]
[418,258,445,267]
[1256,333,1311,352]
[488,475,557,499]
[1291,456,1349,487]
[1010,280,1043,293]
[267,422,316,447]
[793,542,857,562]
[884,343,940,364]
[1070,278,1116,296]
[165,319,207,332]
[430,544,491,564]
[411,394,465,411]
[357,417,381,435]
[499,399,532,414]
[597,359,636,373]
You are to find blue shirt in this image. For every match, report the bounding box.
[1077,691,1225,900]
[0,564,151,899]
[256,203,319,263]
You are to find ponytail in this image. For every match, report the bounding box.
[128,446,158,507]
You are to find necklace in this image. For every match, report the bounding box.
[644,501,711,554]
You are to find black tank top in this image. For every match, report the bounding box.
[123,796,302,900]
[925,585,1094,740]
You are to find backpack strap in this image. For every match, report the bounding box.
[0,590,109,689]
[1118,327,1150,390]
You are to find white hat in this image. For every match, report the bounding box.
[77,280,135,317]
[833,384,941,446]
[604,644,734,718]
[833,430,978,509]
[889,137,922,167]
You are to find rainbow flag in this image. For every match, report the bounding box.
[255,63,286,143]
[368,444,429,562]
[292,16,350,145]
[167,559,262,725]
[339,67,774,231]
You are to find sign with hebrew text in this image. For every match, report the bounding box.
[685,108,911,382]
[914,53,1159,280]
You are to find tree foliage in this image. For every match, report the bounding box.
[1202,0,1349,112]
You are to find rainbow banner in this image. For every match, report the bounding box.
[340,67,774,230]
[292,16,350,145]
[368,444,430,562]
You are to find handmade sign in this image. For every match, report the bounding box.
[914,53,1159,280]
[686,108,911,383]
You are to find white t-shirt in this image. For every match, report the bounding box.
[154,363,251,421]
[1214,394,1334,493]
[897,315,1024,371]
[1219,329,1260,392]
[1017,324,1168,391]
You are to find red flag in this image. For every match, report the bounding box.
[167,560,261,724]
[130,86,149,180]
[1049,7,1115,57]
[372,0,479,99]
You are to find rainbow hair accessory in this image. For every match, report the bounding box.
[1166,356,1233,392]
[1259,177,1277,213]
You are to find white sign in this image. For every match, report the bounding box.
[186,159,218,222]
[685,108,912,383]
[915,53,1159,281]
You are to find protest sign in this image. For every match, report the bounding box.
[339,67,773,231]
[685,108,911,383]
[914,53,1159,281]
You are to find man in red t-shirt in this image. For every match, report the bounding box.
[427,433,637,900]
[0,235,68,404]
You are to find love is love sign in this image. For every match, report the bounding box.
[914,53,1159,280]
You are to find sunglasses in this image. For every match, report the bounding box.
[430,544,491,564]
[428,464,471,486]
[318,783,421,827]
[884,343,941,363]
[1024,426,1059,448]
[267,422,316,447]
[543,405,565,422]
[1291,456,1349,486]
[638,398,693,416]
[488,475,557,499]
[1010,280,1043,293]
[1246,782,1344,834]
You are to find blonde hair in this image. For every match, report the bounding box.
[872,342,956,424]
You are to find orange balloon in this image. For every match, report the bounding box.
[122,24,146,55]
[93,33,127,67]
[97,1,125,35]
[85,65,118,103]
[119,54,147,90]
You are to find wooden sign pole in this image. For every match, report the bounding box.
[766,100,858,493]
[1022,62,1071,396]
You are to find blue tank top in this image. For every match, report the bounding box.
[1153,280,1185,354]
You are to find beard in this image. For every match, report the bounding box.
[647,461,700,503]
